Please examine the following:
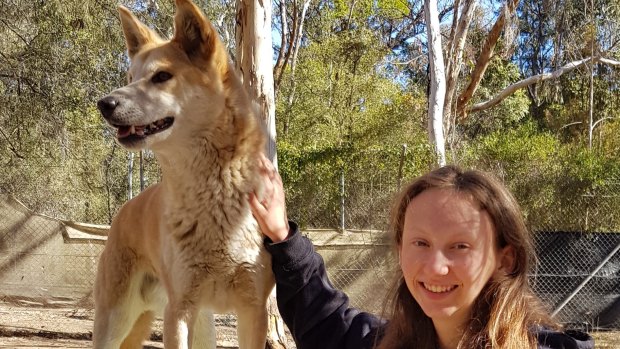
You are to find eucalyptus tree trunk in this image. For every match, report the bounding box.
[235,0,287,347]
[235,0,278,166]
[273,0,311,91]
[588,0,595,150]
[273,0,310,137]
[423,0,619,151]
[443,0,477,140]
[424,0,447,166]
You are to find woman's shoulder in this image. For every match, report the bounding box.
[535,327,594,349]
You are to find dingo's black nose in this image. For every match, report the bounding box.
[97,96,119,119]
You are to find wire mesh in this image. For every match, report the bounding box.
[289,151,620,331]
[1,146,619,347]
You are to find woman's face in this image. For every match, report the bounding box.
[399,188,512,329]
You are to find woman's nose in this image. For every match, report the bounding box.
[424,250,450,276]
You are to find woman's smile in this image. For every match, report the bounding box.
[420,282,458,294]
[399,187,510,327]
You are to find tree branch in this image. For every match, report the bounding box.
[457,0,520,114]
[560,121,582,129]
[273,0,289,89]
[592,116,615,129]
[600,57,620,66]
[467,56,620,113]
[444,0,477,120]
[0,127,25,159]
[289,0,310,75]
[0,18,30,46]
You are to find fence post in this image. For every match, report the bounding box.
[340,170,345,233]
[128,152,134,200]
[139,150,145,192]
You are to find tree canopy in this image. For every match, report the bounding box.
[1,0,619,232]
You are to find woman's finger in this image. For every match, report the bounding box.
[249,192,267,219]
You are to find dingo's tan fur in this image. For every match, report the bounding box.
[92,1,274,348]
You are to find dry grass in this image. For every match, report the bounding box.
[591,330,620,349]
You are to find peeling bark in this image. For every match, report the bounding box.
[235,0,277,163]
[425,0,447,166]
[235,1,286,347]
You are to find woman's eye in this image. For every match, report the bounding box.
[152,71,173,83]
[412,240,428,247]
[454,243,469,250]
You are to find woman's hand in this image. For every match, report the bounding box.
[249,153,290,242]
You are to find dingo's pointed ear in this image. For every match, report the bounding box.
[118,6,160,59]
[172,0,224,66]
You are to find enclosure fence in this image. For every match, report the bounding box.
[1,148,619,347]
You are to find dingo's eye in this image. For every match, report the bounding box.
[152,71,173,83]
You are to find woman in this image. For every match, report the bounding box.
[249,156,593,349]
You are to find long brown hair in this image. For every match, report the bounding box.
[376,165,557,349]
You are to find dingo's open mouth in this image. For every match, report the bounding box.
[113,116,174,140]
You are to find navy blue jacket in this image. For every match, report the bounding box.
[264,222,595,349]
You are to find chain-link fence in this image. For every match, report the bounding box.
[0,152,248,346]
[294,152,620,332]
[1,145,620,346]
[533,231,620,330]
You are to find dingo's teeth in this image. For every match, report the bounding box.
[116,117,175,139]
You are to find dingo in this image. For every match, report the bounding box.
[92,1,274,348]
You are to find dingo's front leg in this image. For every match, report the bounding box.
[236,303,269,349]
[162,296,216,349]
[191,309,217,349]
[93,247,148,349]
[161,254,207,349]
[163,299,195,349]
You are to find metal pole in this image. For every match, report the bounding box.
[552,241,620,317]
[128,152,134,200]
[340,170,345,233]
[139,150,145,192]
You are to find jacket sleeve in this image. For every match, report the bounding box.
[264,221,385,349]
[536,327,595,349]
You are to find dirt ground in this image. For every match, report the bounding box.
[0,336,96,348]
[1,330,617,349]
[0,303,240,348]
[0,304,617,348]
[592,331,620,349]
[0,336,166,348]
[0,304,162,348]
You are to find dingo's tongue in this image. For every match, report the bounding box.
[117,125,133,139]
